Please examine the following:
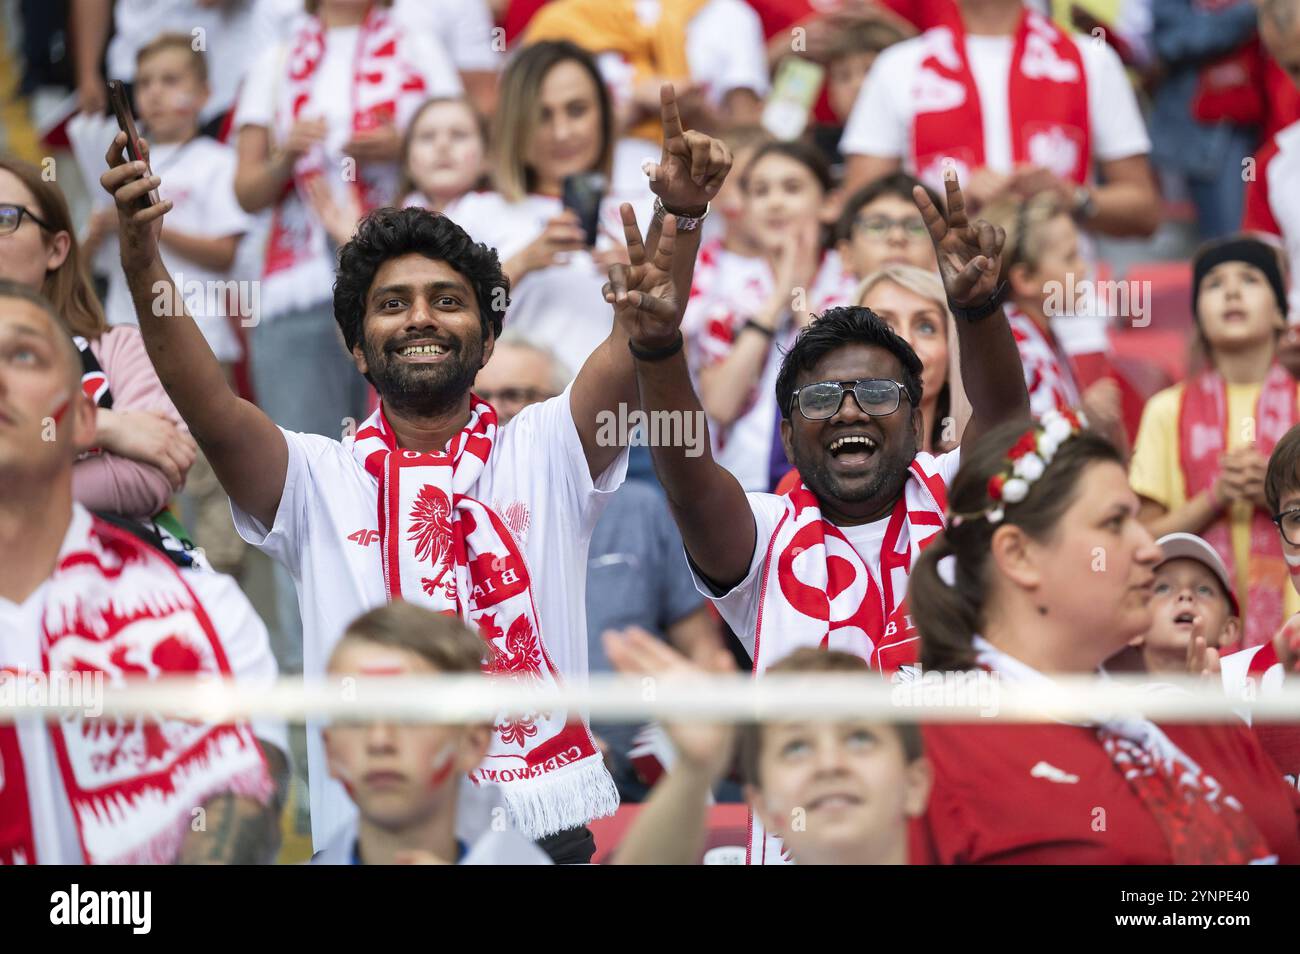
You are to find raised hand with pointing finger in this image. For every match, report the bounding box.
[643,84,732,216]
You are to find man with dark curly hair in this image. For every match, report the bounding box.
[100,87,731,864]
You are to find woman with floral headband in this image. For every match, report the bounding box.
[908,412,1300,863]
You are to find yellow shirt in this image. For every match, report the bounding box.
[1129,382,1300,621]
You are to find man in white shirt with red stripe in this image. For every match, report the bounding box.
[841,0,1159,238]
[623,171,1029,862]
[99,88,732,863]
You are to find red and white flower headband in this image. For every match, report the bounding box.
[952,408,1086,526]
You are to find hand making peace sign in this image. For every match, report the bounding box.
[603,204,682,349]
[913,168,1007,309]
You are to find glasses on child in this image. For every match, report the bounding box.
[790,379,911,421]
[0,204,53,236]
[1273,508,1300,547]
[854,215,927,241]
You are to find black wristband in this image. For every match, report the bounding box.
[739,319,776,340]
[948,280,1009,323]
[628,331,684,362]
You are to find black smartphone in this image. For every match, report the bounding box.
[107,79,158,212]
[562,172,607,248]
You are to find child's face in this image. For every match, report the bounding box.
[1021,213,1085,315]
[323,639,489,831]
[827,51,876,125]
[1197,261,1285,349]
[838,193,934,279]
[748,720,929,864]
[134,48,207,141]
[1142,559,1238,662]
[406,101,485,202]
[717,143,759,233]
[1276,488,1300,592]
[742,153,827,253]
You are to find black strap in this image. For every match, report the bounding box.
[628,331,684,362]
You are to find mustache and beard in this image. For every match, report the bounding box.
[362,329,484,418]
[791,422,918,513]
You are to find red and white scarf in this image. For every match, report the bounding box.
[911,8,1090,191]
[263,7,428,313]
[1006,305,1082,418]
[1179,364,1297,648]
[747,454,950,864]
[0,511,272,865]
[977,637,1275,864]
[352,398,618,838]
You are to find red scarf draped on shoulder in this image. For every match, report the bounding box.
[911,7,1089,190]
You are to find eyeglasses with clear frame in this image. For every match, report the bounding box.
[788,378,911,421]
[853,215,928,242]
[0,204,53,236]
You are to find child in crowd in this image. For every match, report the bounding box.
[824,17,911,131]
[690,139,851,492]
[310,95,489,243]
[608,632,931,865]
[1132,236,1300,649]
[835,172,941,281]
[314,601,551,865]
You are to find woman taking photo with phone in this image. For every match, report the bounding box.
[446,40,655,375]
[909,413,1300,863]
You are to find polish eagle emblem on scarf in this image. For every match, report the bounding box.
[409,485,454,598]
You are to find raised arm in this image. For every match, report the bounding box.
[101,132,288,529]
[570,84,731,479]
[914,171,1030,447]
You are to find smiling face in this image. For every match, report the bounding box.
[781,342,921,524]
[1197,261,1285,351]
[0,169,68,290]
[838,193,935,279]
[405,100,485,203]
[134,46,207,143]
[525,59,604,195]
[743,152,826,253]
[750,720,930,865]
[352,253,492,417]
[324,638,488,832]
[858,281,947,411]
[1141,558,1239,666]
[1012,461,1162,667]
[0,295,95,482]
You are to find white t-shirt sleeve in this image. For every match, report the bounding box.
[686,0,771,102]
[685,492,787,658]
[234,42,285,131]
[185,568,288,755]
[502,385,629,531]
[194,146,255,239]
[230,427,334,577]
[1078,38,1151,161]
[839,42,917,159]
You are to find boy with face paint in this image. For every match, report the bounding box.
[315,601,551,865]
[609,632,931,865]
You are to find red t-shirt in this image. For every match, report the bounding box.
[915,721,1300,864]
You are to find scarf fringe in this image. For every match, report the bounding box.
[499,759,620,840]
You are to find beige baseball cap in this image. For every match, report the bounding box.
[1154,532,1240,617]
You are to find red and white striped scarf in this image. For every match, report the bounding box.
[748,454,950,864]
[1178,364,1297,648]
[1006,305,1082,418]
[977,638,1275,864]
[351,398,618,838]
[0,512,272,865]
[263,7,427,311]
[911,8,1090,192]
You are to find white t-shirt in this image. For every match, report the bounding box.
[691,450,962,658]
[105,0,288,123]
[231,387,628,848]
[840,31,1151,188]
[0,505,285,864]
[445,188,655,374]
[393,0,502,73]
[69,117,253,363]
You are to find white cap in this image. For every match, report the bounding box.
[1154,532,1240,616]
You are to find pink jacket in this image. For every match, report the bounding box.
[72,325,190,518]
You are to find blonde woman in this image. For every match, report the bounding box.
[446,41,655,376]
[855,265,970,454]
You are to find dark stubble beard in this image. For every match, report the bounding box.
[793,426,918,516]
[362,331,484,418]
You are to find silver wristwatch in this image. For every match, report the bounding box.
[653,197,710,231]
